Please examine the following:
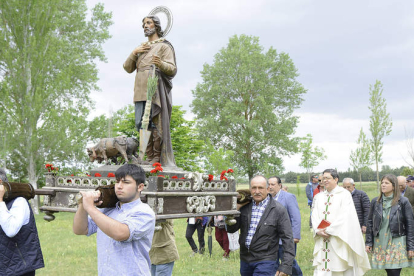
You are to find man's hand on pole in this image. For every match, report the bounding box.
[79,191,102,213]
[152,54,162,67]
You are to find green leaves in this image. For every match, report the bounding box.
[299,134,326,179]
[368,80,392,190]
[0,0,113,184]
[192,34,306,179]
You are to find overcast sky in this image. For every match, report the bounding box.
[85,0,414,174]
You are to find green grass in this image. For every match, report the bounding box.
[35,182,414,275]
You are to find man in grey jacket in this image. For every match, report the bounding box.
[227,175,294,276]
[342,177,370,233]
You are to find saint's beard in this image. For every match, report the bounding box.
[144,27,156,37]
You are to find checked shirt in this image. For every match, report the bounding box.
[245,195,270,248]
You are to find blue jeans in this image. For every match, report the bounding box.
[240,260,277,276]
[275,243,303,276]
[151,262,174,276]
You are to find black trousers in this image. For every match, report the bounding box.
[185,222,206,252]
[20,271,35,276]
[386,269,401,276]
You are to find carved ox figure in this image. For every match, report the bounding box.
[87,136,138,165]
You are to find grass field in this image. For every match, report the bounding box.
[34,182,414,275]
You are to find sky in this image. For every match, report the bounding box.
[85,0,414,174]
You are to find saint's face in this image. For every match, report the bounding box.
[381,178,394,196]
[143,18,156,37]
[250,177,268,203]
[268,178,281,197]
[115,175,142,204]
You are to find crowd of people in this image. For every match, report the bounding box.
[2,164,414,276]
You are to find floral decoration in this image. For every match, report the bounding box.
[45,163,59,173]
[220,168,233,181]
[107,173,115,177]
[94,173,102,177]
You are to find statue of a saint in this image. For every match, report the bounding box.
[123,15,177,167]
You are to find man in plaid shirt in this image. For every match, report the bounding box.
[227,176,295,276]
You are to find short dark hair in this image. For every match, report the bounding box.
[142,15,164,37]
[268,176,282,185]
[0,168,8,182]
[115,164,145,186]
[323,169,339,180]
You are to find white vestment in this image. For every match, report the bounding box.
[312,186,371,276]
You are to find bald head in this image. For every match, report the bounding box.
[398,176,407,193]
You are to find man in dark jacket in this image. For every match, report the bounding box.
[342,177,370,233]
[0,168,44,276]
[227,175,294,276]
[398,175,414,214]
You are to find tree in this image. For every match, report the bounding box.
[169,106,205,172]
[349,128,373,189]
[0,0,112,213]
[403,127,414,169]
[368,80,392,192]
[201,139,235,176]
[191,35,306,180]
[299,134,326,181]
[113,105,205,171]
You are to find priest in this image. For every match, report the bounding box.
[311,169,370,275]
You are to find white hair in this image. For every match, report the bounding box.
[343,177,354,185]
[0,168,8,182]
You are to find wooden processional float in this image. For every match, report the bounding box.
[2,165,252,227]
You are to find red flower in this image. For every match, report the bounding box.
[152,162,162,167]
[220,176,228,181]
[172,176,178,179]
[71,174,74,176]
[180,177,185,179]
[227,169,234,173]
[208,174,214,181]
[55,167,59,171]
[107,173,115,177]
[87,174,91,177]
[94,173,102,177]
[155,166,163,172]
[150,169,157,174]
[158,175,164,178]
[221,170,227,176]
[67,180,72,183]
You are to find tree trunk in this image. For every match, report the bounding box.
[376,160,379,193]
[359,172,362,190]
[28,153,40,214]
